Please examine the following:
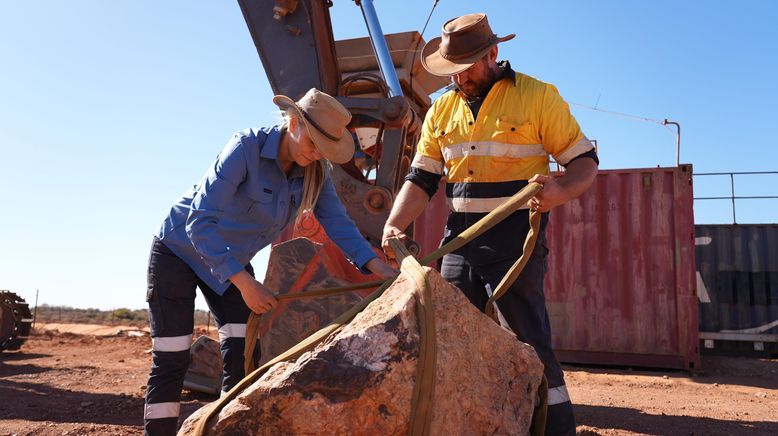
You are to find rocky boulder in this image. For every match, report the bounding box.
[180,267,544,435]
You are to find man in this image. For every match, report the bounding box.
[382,13,598,436]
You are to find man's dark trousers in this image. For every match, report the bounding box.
[440,211,575,436]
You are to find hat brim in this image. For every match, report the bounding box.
[273,94,355,164]
[420,34,516,77]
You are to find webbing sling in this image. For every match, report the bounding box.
[389,238,436,436]
[194,182,545,436]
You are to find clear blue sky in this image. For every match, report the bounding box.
[1,1,776,311]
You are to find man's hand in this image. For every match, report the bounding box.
[365,257,398,279]
[381,181,431,265]
[229,270,278,314]
[527,174,567,212]
[528,157,599,212]
[381,225,408,265]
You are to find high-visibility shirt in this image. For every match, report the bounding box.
[411,69,594,213]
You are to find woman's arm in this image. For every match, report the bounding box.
[313,173,394,276]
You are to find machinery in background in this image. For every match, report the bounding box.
[183,0,449,391]
[0,290,33,352]
[237,0,449,365]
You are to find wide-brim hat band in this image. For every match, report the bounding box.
[273,89,355,164]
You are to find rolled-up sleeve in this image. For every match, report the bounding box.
[186,134,247,283]
[410,103,446,175]
[539,84,594,166]
[314,173,377,272]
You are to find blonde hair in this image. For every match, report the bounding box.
[283,108,327,216]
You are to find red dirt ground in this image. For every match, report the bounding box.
[1,328,776,435]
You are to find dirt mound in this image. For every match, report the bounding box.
[34,323,149,337]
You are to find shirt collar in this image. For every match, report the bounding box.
[260,125,283,160]
[289,165,305,179]
[497,60,516,83]
[263,125,306,179]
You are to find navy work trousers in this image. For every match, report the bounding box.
[440,211,575,436]
[143,237,259,436]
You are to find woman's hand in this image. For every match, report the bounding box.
[365,257,398,279]
[229,270,278,314]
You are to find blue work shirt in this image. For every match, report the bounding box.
[156,126,377,295]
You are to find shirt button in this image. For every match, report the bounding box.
[468,170,474,175]
[511,127,516,132]
[470,145,476,150]
[468,121,473,125]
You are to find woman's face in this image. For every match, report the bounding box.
[289,118,323,167]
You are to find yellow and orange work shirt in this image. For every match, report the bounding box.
[411,71,594,213]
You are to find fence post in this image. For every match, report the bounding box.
[730,173,736,224]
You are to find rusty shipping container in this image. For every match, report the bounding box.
[544,165,699,370]
[412,166,700,370]
[695,224,778,356]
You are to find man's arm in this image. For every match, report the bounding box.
[381,181,431,259]
[527,156,598,212]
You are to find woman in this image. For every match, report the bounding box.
[143,88,395,435]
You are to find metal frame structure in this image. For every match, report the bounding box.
[694,171,778,223]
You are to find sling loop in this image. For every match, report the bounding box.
[486,208,542,322]
[390,238,436,436]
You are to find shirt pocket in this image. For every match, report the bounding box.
[247,188,275,222]
[491,117,544,163]
[494,117,539,144]
[437,120,463,163]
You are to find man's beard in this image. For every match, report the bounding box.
[456,67,499,99]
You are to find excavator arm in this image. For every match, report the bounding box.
[183,1,449,378]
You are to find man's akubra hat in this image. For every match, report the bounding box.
[421,13,515,77]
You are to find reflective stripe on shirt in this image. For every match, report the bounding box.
[441,141,546,161]
[411,153,445,175]
[555,137,594,166]
[448,196,531,213]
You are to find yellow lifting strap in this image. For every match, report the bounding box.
[193,182,546,436]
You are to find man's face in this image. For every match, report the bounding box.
[452,55,498,98]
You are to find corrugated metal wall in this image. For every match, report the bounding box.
[695,225,778,336]
[414,166,700,370]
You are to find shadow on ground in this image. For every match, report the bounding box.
[575,403,778,436]
[564,355,778,391]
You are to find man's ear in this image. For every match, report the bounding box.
[488,45,499,62]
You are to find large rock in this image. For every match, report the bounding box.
[180,267,544,435]
[259,236,377,366]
